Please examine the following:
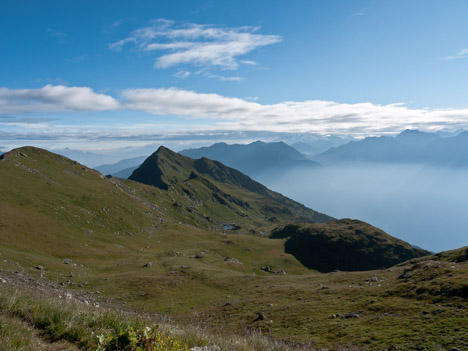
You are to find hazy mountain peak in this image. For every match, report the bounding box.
[395,129,440,147]
[179,140,320,181]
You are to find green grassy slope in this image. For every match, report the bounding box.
[0,146,466,350]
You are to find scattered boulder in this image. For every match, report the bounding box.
[143,262,153,268]
[398,268,410,279]
[190,346,220,351]
[35,265,45,270]
[254,311,266,321]
[456,248,468,262]
[261,266,286,274]
[344,313,361,319]
[261,266,272,273]
[332,311,362,319]
[224,257,243,265]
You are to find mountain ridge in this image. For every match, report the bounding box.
[313,129,468,166]
[180,140,321,179]
[129,146,332,224]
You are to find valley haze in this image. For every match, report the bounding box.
[90,131,468,252]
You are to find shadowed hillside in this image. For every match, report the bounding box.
[271,219,430,272]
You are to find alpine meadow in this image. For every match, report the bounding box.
[0,1,467,351]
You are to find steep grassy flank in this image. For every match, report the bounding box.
[0,147,165,258]
[271,219,430,272]
[129,146,332,224]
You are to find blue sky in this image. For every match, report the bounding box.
[2,0,468,151]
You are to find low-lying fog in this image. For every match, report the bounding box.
[261,163,468,253]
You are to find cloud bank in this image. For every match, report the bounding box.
[0,85,120,114]
[110,19,282,70]
[3,85,468,137]
[121,87,468,135]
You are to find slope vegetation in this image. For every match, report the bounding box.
[1,146,466,350]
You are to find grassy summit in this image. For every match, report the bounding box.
[129,146,332,225]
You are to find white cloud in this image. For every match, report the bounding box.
[121,87,468,136]
[203,72,244,81]
[0,85,120,115]
[110,19,282,70]
[441,48,468,60]
[174,70,191,79]
[121,88,257,118]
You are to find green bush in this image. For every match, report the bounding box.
[97,326,189,351]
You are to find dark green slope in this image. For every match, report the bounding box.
[271,219,430,272]
[129,146,332,224]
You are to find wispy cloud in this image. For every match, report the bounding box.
[441,48,468,60]
[103,19,124,33]
[202,72,244,81]
[47,29,67,44]
[351,8,367,17]
[0,116,58,125]
[174,70,191,79]
[109,19,282,70]
[0,85,120,115]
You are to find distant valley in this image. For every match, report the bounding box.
[96,130,465,252]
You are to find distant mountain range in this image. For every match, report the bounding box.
[180,141,320,177]
[94,129,468,183]
[95,155,147,178]
[313,129,468,167]
[96,140,321,180]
